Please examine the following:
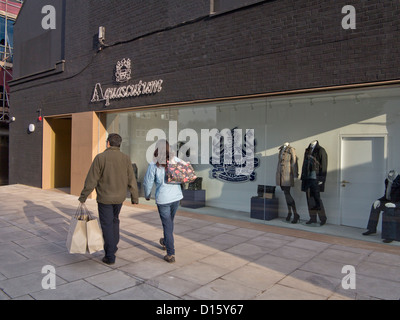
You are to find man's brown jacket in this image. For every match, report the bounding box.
[79,147,139,204]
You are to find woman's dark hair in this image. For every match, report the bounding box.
[154,139,170,167]
[107,133,122,147]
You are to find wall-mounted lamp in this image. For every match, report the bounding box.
[28,124,35,133]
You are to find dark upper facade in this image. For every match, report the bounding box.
[9,0,400,187]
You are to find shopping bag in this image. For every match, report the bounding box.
[86,213,104,254]
[165,160,197,184]
[66,204,89,254]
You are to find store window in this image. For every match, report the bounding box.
[105,86,400,235]
[0,16,14,62]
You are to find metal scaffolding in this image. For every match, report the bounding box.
[0,0,22,123]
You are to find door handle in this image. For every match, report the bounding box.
[341,180,350,187]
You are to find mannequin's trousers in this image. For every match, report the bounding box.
[367,203,400,240]
[303,179,326,222]
[366,202,386,233]
[281,186,296,212]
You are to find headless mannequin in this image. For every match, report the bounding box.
[310,140,322,187]
[363,170,399,242]
[302,140,327,225]
[375,170,398,209]
[277,142,299,224]
[310,140,317,149]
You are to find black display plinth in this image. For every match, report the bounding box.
[250,197,279,221]
[181,190,206,209]
[382,209,400,241]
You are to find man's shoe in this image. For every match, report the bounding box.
[320,219,327,226]
[102,257,115,265]
[362,230,375,236]
[164,255,175,263]
[383,239,393,243]
[159,238,166,250]
[306,219,317,224]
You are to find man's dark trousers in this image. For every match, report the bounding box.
[98,203,123,262]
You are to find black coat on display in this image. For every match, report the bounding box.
[301,141,328,192]
[379,175,400,203]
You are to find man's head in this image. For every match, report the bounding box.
[107,133,122,148]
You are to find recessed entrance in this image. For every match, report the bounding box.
[42,112,107,197]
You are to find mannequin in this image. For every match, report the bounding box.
[276,142,299,223]
[300,140,328,225]
[310,140,318,149]
[363,170,400,243]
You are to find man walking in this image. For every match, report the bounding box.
[78,133,139,265]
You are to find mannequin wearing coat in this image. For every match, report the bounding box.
[301,140,328,226]
[276,142,300,223]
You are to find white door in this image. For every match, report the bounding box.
[340,136,386,228]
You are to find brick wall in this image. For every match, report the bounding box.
[9,0,400,187]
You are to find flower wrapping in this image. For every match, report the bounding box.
[165,161,197,184]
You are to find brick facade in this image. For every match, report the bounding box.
[9,0,400,187]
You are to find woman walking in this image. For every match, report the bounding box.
[143,139,183,263]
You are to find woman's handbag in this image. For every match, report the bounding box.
[165,160,197,184]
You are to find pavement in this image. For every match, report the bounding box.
[0,184,399,300]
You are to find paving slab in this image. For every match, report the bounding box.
[147,274,202,298]
[85,270,141,294]
[188,278,260,300]
[31,279,108,300]
[167,261,231,286]
[222,264,285,291]
[255,284,326,300]
[100,283,179,300]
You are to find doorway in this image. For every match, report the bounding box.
[43,117,72,190]
[340,136,387,228]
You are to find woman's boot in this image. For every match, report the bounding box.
[291,213,300,224]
